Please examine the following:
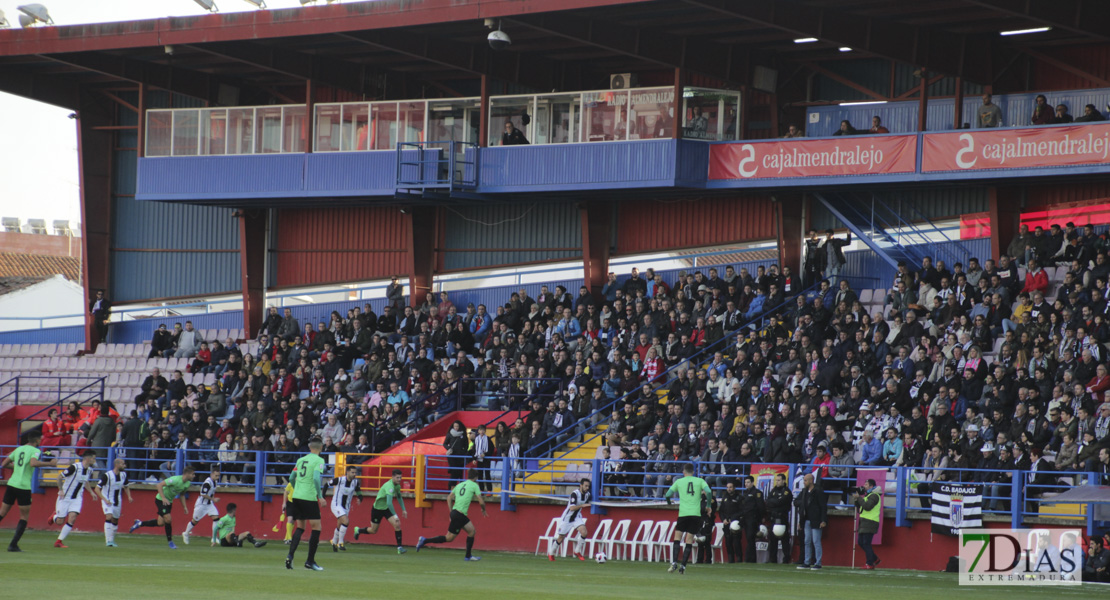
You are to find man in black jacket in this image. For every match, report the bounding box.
[90,289,111,344]
[150,323,174,358]
[795,473,827,569]
[739,475,765,563]
[765,473,793,564]
[718,481,743,563]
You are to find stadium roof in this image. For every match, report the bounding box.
[1,0,1106,109]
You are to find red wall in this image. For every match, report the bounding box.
[615,196,775,255]
[1025,181,1110,209]
[1033,45,1110,91]
[272,207,409,288]
[8,484,973,570]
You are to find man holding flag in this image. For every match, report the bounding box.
[853,479,881,569]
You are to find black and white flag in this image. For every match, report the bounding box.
[931,482,983,536]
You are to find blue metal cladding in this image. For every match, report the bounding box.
[137,155,307,200]
[477,140,677,192]
[806,87,1110,136]
[675,140,709,186]
[0,325,85,345]
[810,188,989,232]
[842,237,991,288]
[110,251,241,302]
[108,311,246,345]
[304,152,397,195]
[443,203,582,271]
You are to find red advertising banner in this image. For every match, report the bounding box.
[922,122,1110,172]
[707,135,918,180]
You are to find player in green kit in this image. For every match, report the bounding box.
[416,467,487,561]
[214,503,267,548]
[664,463,712,574]
[286,437,327,571]
[129,465,195,548]
[353,468,408,553]
[1,431,59,552]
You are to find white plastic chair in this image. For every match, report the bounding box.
[623,520,656,561]
[534,517,561,556]
[601,519,631,559]
[710,522,725,564]
[653,521,677,562]
[584,518,613,557]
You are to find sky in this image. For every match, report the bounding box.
[0,0,342,228]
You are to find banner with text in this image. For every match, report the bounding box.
[708,135,918,180]
[922,123,1110,172]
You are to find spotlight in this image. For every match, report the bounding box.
[0,10,9,28]
[16,4,53,26]
[193,0,219,12]
[242,0,267,8]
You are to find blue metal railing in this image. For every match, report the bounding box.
[5,376,106,444]
[396,140,479,193]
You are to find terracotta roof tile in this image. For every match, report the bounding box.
[0,252,81,281]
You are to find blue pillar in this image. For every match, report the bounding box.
[107,446,117,467]
[895,467,908,528]
[31,464,43,495]
[1087,473,1096,536]
[175,448,185,476]
[500,458,515,513]
[254,451,268,503]
[1010,473,1024,529]
[590,459,607,516]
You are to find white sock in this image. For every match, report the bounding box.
[184,521,195,535]
[549,538,559,555]
[109,523,117,543]
[574,538,585,555]
[59,524,72,541]
[338,525,347,544]
[104,522,112,542]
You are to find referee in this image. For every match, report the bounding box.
[286,437,327,571]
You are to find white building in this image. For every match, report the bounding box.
[0,275,85,332]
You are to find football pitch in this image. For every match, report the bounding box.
[2,531,1106,599]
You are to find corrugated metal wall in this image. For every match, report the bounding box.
[1026,182,1110,208]
[615,196,776,254]
[478,140,677,192]
[108,311,246,345]
[843,237,991,289]
[114,91,241,302]
[272,207,410,288]
[1033,45,1110,91]
[812,59,976,103]
[811,188,989,231]
[0,325,85,345]
[443,203,582,271]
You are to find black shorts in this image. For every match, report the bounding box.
[370,507,393,524]
[447,509,470,535]
[219,534,238,547]
[288,498,321,521]
[675,516,702,535]
[155,497,173,517]
[2,486,31,507]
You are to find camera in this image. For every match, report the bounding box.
[852,486,866,496]
[488,29,511,50]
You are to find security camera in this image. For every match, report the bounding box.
[488,29,511,50]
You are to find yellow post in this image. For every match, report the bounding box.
[414,455,431,508]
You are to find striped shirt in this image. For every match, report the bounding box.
[60,463,94,501]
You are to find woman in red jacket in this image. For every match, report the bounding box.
[40,408,70,448]
[1021,260,1049,295]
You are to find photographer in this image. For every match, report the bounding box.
[853,478,882,569]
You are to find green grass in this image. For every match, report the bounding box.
[1,531,1106,599]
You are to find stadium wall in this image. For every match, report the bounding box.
[271,207,410,288]
[5,484,992,570]
[442,204,583,271]
[615,196,776,255]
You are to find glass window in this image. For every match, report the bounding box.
[340,103,369,151]
[683,88,741,141]
[282,105,307,153]
[198,108,228,155]
[255,107,283,153]
[370,102,398,150]
[145,111,172,157]
[629,89,675,139]
[226,108,255,154]
[314,104,341,152]
[582,91,629,142]
[534,93,580,144]
[427,99,481,147]
[489,96,534,146]
[398,102,426,144]
[171,109,199,156]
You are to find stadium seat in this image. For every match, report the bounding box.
[601,519,630,559]
[859,289,873,304]
[533,517,561,556]
[651,521,677,562]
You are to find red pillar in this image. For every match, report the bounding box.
[776,194,805,275]
[77,90,114,352]
[917,68,929,132]
[672,67,684,140]
[989,186,1023,261]
[478,74,490,148]
[581,202,613,298]
[238,210,267,339]
[408,207,438,308]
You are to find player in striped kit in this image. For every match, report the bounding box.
[547,478,592,561]
[51,450,98,548]
[96,458,132,547]
[327,466,361,552]
[182,467,221,546]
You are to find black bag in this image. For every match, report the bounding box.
[944,556,961,573]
